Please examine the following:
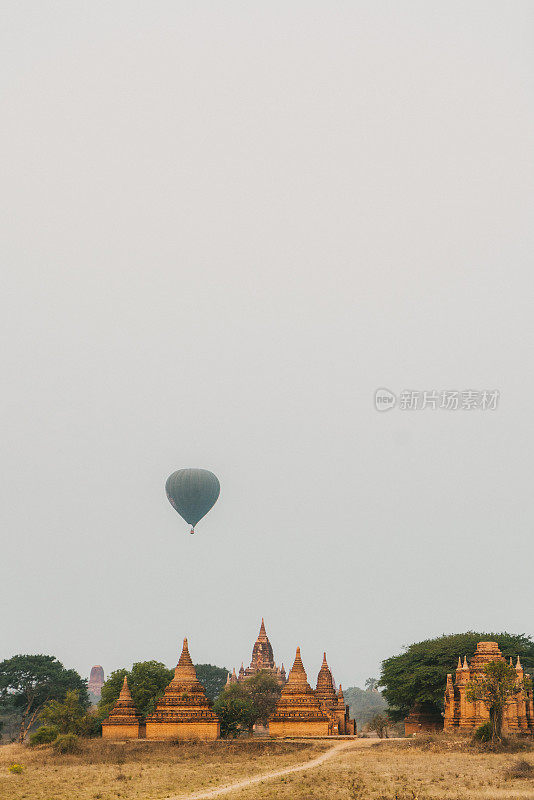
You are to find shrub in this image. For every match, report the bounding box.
[8,763,24,774]
[29,725,59,746]
[473,721,493,742]
[505,758,534,779]
[53,733,81,754]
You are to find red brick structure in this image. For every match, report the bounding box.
[269,647,330,737]
[404,704,443,736]
[145,638,220,740]
[443,641,534,734]
[88,665,105,700]
[101,676,142,739]
[233,619,286,686]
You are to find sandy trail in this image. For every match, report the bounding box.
[165,738,384,800]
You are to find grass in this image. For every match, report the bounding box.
[0,735,533,800]
[222,737,534,800]
[0,738,327,800]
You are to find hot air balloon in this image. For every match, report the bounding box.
[165,468,220,534]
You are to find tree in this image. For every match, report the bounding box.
[379,632,534,721]
[0,655,89,743]
[342,685,388,728]
[214,683,256,738]
[244,671,281,727]
[466,660,530,741]
[97,661,173,719]
[369,712,389,738]
[365,678,379,693]
[39,690,93,735]
[194,664,228,702]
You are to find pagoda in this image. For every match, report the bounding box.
[88,665,105,701]
[443,641,534,734]
[334,685,357,735]
[237,619,286,685]
[101,676,142,739]
[145,638,220,740]
[269,647,329,737]
[315,654,356,735]
[315,653,338,733]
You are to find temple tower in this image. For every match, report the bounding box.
[88,665,105,700]
[101,676,141,739]
[443,641,534,734]
[315,653,338,733]
[269,647,329,737]
[145,638,220,740]
[237,619,286,685]
[334,684,357,736]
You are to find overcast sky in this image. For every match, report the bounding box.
[1,2,533,690]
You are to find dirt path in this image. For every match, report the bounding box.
[165,738,383,800]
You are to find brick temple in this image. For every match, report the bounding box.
[315,652,356,735]
[145,638,220,740]
[102,676,142,739]
[227,619,286,687]
[88,665,105,700]
[444,641,534,734]
[268,647,331,737]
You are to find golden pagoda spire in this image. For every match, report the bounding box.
[287,647,308,686]
[173,637,198,684]
[119,675,133,701]
[463,656,469,669]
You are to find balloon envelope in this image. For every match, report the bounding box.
[165,468,220,529]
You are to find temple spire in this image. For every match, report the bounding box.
[119,675,133,701]
[174,637,198,684]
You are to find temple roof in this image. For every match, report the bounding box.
[103,676,141,724]
[146,638,219,723]
[270,647,328,722]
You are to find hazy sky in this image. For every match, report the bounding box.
[2,2,533,690]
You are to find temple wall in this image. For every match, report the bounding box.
[145,721,220,741]
[269,720,330,738]
[102,723,140,739]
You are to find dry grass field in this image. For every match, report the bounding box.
[0,735,533,800]
[221,738,534,800]
[0,739,327,800]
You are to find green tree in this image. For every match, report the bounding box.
[379,632,534,721]
[369,712,389,738]
[39,690,93,735]
[194,664,228,702]
[214,683,256,738]
[243,671,281,726]
[0,655,89,742]
[365,678,379,692]
[97,661,173,720]
[342,686,388,728]
[466,660,530,742]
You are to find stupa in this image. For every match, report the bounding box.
[443,641,534,734]
[101,676,142,739]
[269,647,329,737]
[315,653,338,733]
[236,619,286,685]
[145,638,220,740]
[334,684,357,736]
[88,665,105,700]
